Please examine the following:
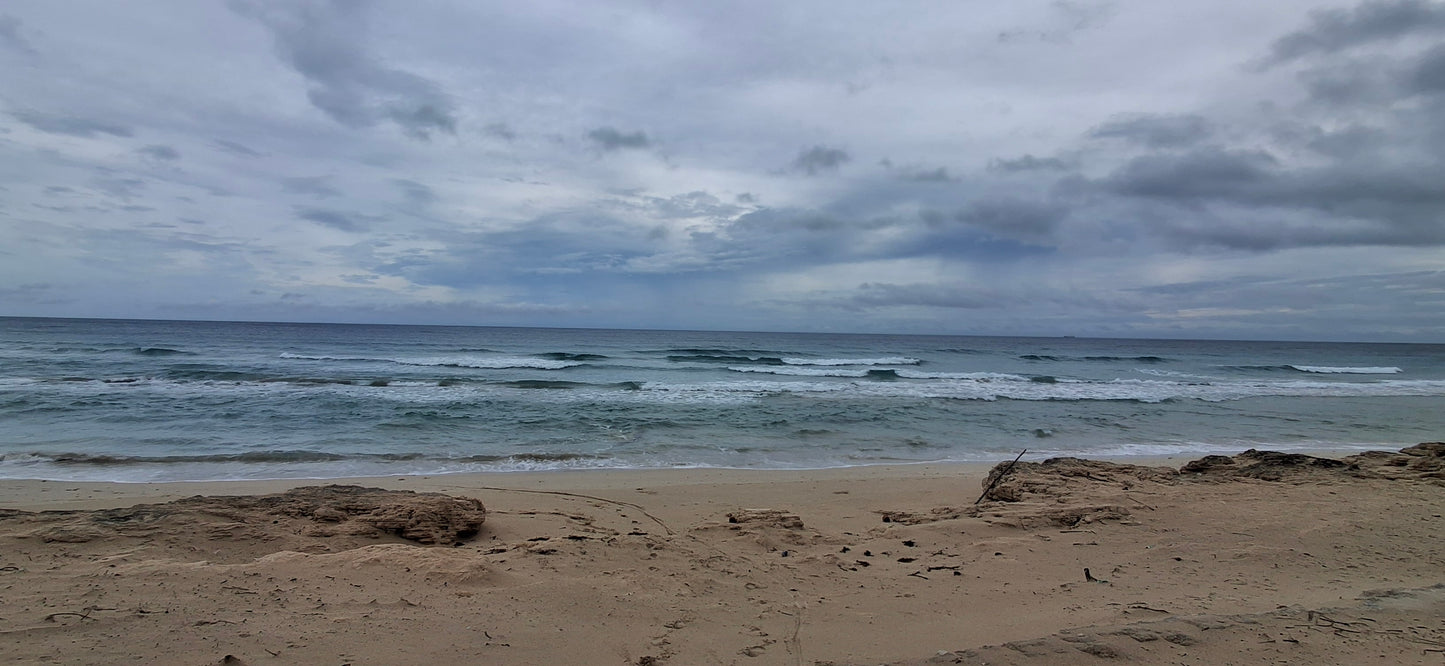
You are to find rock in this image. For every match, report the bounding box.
[7,485,486,547]
[980,457,1177,502]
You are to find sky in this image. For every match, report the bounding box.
[2,1,1444,341]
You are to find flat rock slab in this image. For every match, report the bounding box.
[0,485,486,558]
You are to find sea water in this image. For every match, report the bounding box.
[2,317,1443,481]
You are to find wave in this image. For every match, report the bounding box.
[661,349,920,367]
[134,347,194,356]
[1020,354,1170,363]
[1225,364,1403,375]
[669,354,787,365]
[1289,365,1402,375]
[163,368,270,382]
[0,450,598,466]
[498,380,644,390]
[659,347,780,356]
[16,368,1445,406]
[700,375,1445,403]
[537,352,609,361]
[894,370,1030,381]
[728,366,872,377]
[279,352,581,370]
[781,356,922,366]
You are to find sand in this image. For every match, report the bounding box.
[1,446,1442,665]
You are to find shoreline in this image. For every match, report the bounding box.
[2,445,1441,665]
[0,442,1388,493]
[0,462,999,513]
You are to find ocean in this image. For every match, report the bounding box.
[2,317,1443,482]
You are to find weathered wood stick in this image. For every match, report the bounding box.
[974,448,1027,505]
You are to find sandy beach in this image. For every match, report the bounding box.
[2,446,1443,665]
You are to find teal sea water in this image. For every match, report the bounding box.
[2,317,1443,481]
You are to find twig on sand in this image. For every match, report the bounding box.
[975,449,1027,505]
[43,606,114,623]
[43,612,94,622]
[1124,495,1157,511]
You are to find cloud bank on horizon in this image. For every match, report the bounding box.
[1,0,1443,341]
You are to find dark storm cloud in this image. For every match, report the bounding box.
[954,198,1068,240]
[11,110,133,138]
[1088,114,1213,148]
[1408,44,1445,93]
[1263,0,1445,66]
[137,144,180,161]
[1071,3,1445,253]
[1297,59,1397,104]
[297,207,370,232]
[0,14,37,56]
[1104,148,1279,200]
[231,0,457,140]
[586,126,650,151]
[792,145,850,175]
[1098,141,1445,249]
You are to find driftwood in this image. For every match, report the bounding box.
[975,449,1027,504]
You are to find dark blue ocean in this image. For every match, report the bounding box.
[2,317,1443,481]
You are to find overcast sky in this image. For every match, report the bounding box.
[2,1,1444,341]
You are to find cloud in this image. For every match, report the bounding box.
[282,175,340,198]
[393,179,436,206]
[137,144,180,161]
[955,198,1068,240]
[996,0,1118,44]
[90,174,147,199]
[1263,0,1445,66]
[297,207,371,232]
[0,282,65,304]
[792,145,850,175]
[898,166,955,182]
[987,154,1073,173]
[483,122,517,141]
[0,14,37,56]
[1407,44,1445,93]
[1089,113,1213,148]
[587,126,650,151]
[846,282,1010,310]
[11,110,133,138]
[1104,148,1279,200]
[1097,140,1445,250]
[231,0,457,139]
[5,1,1444,339]
[212,139,263,157]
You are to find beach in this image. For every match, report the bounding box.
[3,446,1442,665]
